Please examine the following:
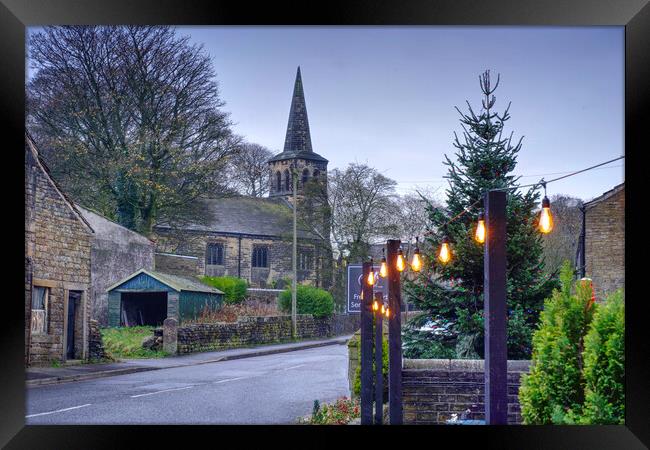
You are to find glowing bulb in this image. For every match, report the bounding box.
[411,249,422,272]
[380,257,388,278]
[384,306,390,318]
[372,300,379,311]
[475,212,486,244]
[539,196,553,234]
[396,249,406,272]
[438,237,451,264]
[367,270,375,286]
[380,304,385,314]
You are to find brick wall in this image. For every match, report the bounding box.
[585,185,624,301]
[176,313,359,354]
[25,142,92,366]
[402,359,530,424]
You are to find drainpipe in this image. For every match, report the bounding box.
[238,235,242,278]
[576,205,586,278]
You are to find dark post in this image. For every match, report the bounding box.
[386,239,403,424]
[374,292,384,425]
[484,190,508,425]
[360,261,374,425]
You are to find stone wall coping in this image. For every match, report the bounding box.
[246,288,285,293]
[403,358,531,372]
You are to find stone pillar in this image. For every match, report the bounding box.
[163,317,178,355]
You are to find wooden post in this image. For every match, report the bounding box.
[360,261,374,425]
[374,292,384,425]
[484,190,508,425]
[386,239,403,424]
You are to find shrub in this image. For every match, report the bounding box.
[200,276,248,304]
[278,285,334,318]
[580,290,624,424]
[518,261,595,424]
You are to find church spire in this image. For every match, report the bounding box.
[283,66,313,154]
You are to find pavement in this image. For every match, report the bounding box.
[25,344,351,424]
[26,335,352,387]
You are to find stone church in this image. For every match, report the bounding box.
[153,67,332,288]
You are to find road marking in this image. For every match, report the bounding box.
[130,386,193,398]
[282,364,306,371]
[26,403,91,418]
[213,377,247,384]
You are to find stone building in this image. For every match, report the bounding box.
[75,205,156,326]
[153,67,332,288]
[25,135,93,366]
[577,182,625,301]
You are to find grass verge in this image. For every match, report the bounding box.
[101,326,167,359]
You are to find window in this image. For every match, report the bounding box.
[206,243,224,265]
[252,246,269,268]
[301,169,309,186]
[276,171,282,192]
[299,251,312,271]
[31,286,49,334]
[312,169,320,178]
[284,169,291,192]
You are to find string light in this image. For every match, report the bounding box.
[411,237,422,272]
[475,211,486,244]
[372,299,379,311]
[539,181,553,234]
[396,248,406,272]
[438,235,451,264]
[380,248,388,278]
[384,306,390,318]
[366,258,376,286]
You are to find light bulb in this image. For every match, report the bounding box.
[539,196,553,234]
[372,300,379,311]
[380,304,385,314]
[475,212,486,244]
[380,257,388,278]
[396,249,406,272]
[367,270,375,286]
[384,306,389,318]
[438,237,451,264]
[411,250,422,272]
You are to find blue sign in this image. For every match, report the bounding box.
[346,264,388,313]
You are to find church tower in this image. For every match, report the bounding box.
[268,67,328,201]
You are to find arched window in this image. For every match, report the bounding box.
[312,169,320,179]
[276,171,282,192]
[284,169,291,191]
[301,169,309,186]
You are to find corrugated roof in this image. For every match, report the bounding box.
[106,269,223,294]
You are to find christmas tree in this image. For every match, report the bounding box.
[403,70,558,360]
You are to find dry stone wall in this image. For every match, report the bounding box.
[177,313,359,354]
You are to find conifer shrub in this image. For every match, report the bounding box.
[278,285,334,318]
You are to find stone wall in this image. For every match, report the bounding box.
[154,252,199,278]
[585,184,624,301]
[88,319,106,361]
[25,142,93,366]
[245,288,284,304]
[176,313,359,354]
[152,229,322,288]
[76,205,155,326]
[402,359,530,425]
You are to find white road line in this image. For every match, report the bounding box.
[282,364,306,371]
[26,403,92,418]
[213,377,247,384]
[130,386,193,398]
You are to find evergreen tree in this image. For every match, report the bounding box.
[403,70,557,360]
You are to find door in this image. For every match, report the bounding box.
[67,291,81,359]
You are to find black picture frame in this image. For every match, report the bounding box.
[2,0,647,448]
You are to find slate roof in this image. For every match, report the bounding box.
[268,67,328,164]
[106,269,223,294]
[154,196,318,240]
[583,182,624,209]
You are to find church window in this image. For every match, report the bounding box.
[284,169,291,191]
[301,168,309,186]
[312,169,320,178]
[252,245,269,268]
[206,243,224,265]
[299,251,312,270]
[276,171,282,192]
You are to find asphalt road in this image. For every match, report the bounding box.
[26,344,350,424]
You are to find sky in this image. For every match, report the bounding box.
[28,26,625,203]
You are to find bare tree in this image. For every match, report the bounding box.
[226,142,274,197]
[27,26,240,235]
[540,194,584,275]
